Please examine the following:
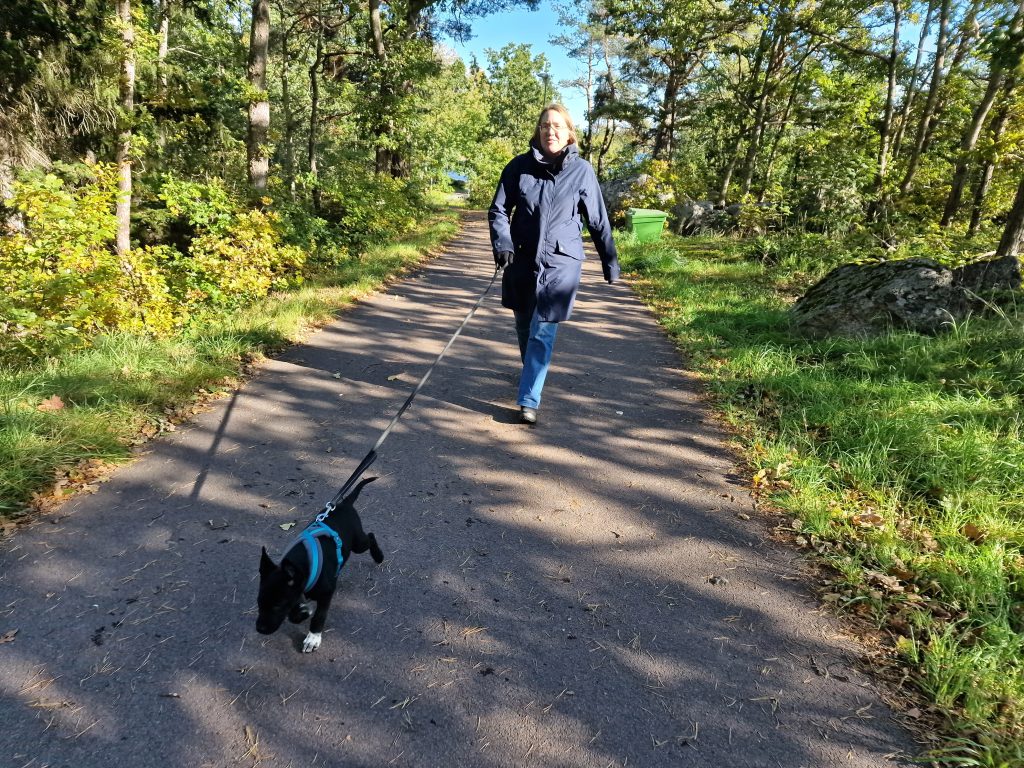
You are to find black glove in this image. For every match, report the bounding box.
[494,250,515,269]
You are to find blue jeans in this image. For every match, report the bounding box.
[514,309,559,409]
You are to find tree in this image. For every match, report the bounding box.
[484,43,554,145]
[899,0,952,194]
[115,0,135,255]
[941,0,1024,226]
[247,0,271,198]
[997,174,1024,267]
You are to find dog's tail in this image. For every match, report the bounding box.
[342,475,377,507]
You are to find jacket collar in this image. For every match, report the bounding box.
[530,141,578,173]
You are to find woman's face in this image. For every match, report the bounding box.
[538,110,571,158]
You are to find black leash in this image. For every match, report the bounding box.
[315,265,502,522]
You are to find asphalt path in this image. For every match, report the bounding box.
[0,212,917,767]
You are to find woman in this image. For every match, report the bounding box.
[488,103,620,425]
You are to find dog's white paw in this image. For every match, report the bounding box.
[302,632,322,653]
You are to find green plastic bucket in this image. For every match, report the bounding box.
[625,208,668,242]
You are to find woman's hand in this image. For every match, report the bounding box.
[494,251,515,269]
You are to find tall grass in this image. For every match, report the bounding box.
[0,208,460,518]
[618,232,1024,764]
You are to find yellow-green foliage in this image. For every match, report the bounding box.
[618,159,678,214]
[0,164,307,364]
[166,209,306,308]
[0,165,177,361]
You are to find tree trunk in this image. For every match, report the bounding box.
[279,15,294,198]
[116,0,135,256]
[651,68,680,161]
[891,0,934,160]
[873,0,901,199]
[308,21,323,212]
[968,80,1014,236]
[940,73,1005,226]
[368,0,399,176]
[717,29,770,205]
[960,174,1024,293]
[759,58,806,202]
[369,0,385,58]
[156,0,170,101]
[595,38,617,177]
[899,0,950,195]
[246,0,271,199]
[577,38,596,162]
[941,0,1023,226]
[740,26,789,196]
[997,175,1024,261]
[921,0,982,156]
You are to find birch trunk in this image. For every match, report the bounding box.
[116,0,135,256]
[898,0,950,195]
[246,0,271,198]
[968,84,1015,236]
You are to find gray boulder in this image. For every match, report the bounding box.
[673,200,712,234]
[790,254,1020,338]
[672,200,738,234]
[600,174,648,217]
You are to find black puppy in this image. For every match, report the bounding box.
[256,476,384,652]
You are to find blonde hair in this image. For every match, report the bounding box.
[532,103,577,147]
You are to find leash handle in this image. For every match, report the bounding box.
[321,265,502,514]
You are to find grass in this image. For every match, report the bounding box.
[616,230,1024,765]
[0,206,461,520]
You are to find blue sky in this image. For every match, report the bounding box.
[440,2,590,125]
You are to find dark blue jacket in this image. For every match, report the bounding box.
[489,142,620,322]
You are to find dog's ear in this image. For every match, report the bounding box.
[260,547,277,576]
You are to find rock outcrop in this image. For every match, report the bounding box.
[791,254,1021,338]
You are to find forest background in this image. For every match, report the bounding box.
[2,0,1024,764]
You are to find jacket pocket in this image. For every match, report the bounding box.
[554,238,585,260]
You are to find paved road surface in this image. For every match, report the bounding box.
[0,212,916,767]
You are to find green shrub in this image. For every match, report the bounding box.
[617,159,678,215]
[310,159,427,248]
[0,164,178,362]
[0,164,311,363]
[164,209,306,309]
[158,174,237,236]
[465,137,516,208]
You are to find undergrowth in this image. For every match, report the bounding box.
[617,230,1024,765]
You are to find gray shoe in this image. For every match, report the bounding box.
[520,406,537,424]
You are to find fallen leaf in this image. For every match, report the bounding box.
[866,570,904,593]
[851,511,885,528]
[890,566,916,581]
[37,395,64,412]
[279,522,297,531]
[208,520,229,530]
[962,523,986,543]
[0,629,18,643]
[387,373,406,381]
[905,707,922,719]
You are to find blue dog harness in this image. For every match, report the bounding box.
[289,521,344,593]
